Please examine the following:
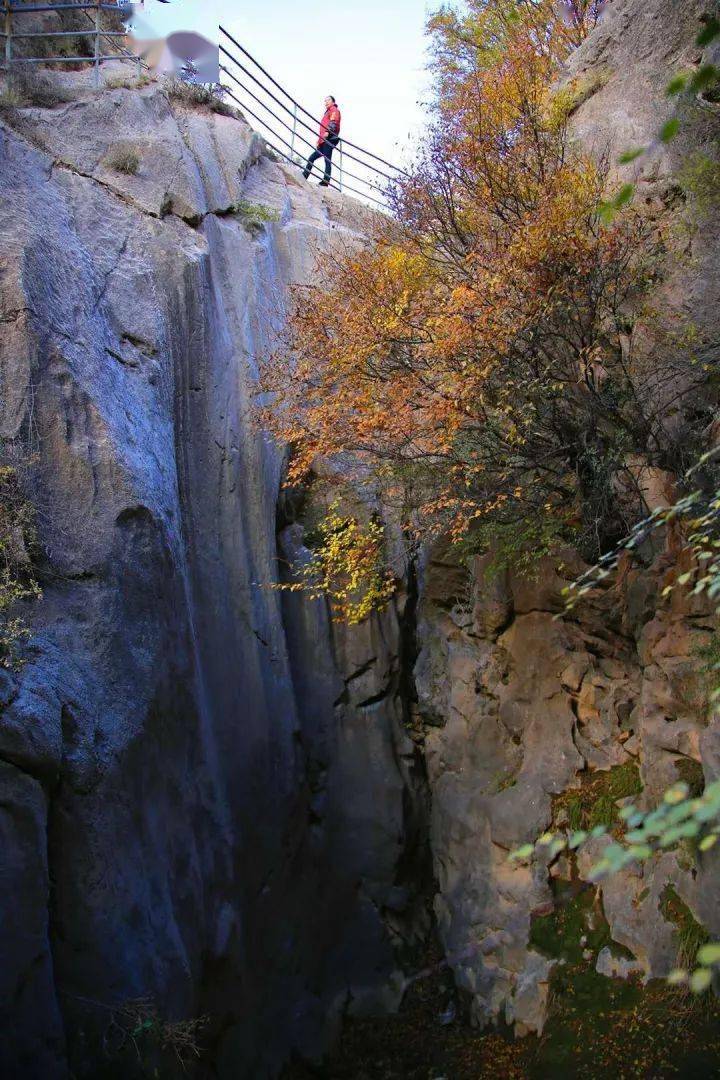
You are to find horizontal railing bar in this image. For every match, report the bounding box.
[78,4,148,70]
[220,85,310,164]
[5,30,127,38]
[219,64,388,198]
[4,3,123,12]
[220,44,398,186]
[2,54,139,63]
[269,139,386,210]
[219,25,405,176]
[218,62,298,137]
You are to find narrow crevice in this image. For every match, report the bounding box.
[398,558,420,729]
[344,656,377,685]
[355,686,390,709]
[387,555,441,973]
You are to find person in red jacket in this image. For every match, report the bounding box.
[302,95,342,187]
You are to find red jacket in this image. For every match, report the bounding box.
[318,103,341,147]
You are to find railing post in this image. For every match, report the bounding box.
[338,140,343,193]
[290,102,298,162]
[94,1,101,90]
[4,1,12,84]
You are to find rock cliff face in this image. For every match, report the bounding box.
[0,73,421,1078]
[1,1,719,1076]
[412,0,720,1038]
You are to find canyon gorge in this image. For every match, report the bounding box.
[1,0,720,1076]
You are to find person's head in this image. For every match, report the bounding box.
[324,95,336,108]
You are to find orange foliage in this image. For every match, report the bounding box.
[260,1,683,574]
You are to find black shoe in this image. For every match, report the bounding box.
[302,170,310,179]
[319,180,330,187]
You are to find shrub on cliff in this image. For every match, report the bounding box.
[104,141,141,175]
[0,65,73,109]
[165,77,236,117]
[271,501,395,624]
[0,463,40,667]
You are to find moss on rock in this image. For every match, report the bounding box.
[554,761,643,833]
[659,883,709,968]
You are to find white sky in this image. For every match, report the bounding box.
[131,0,434,172]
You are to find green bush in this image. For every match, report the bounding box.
[0,67,73,110]
[102,997,208,1071]
[231,199,280,229]
[454,510,576,581]
[674,757,705,799]
[680,152,720,216]
[548,66,612,127]
[0,85,23,112]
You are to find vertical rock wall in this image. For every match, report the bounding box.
[415,545,720,1033]
[0,80,417,1078]
[411,0,720,1036]
[2,1,720,1073]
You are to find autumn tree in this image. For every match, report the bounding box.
[260,0,710,604]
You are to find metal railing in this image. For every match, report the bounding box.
[1,1,142,88]
[218,26,406,209]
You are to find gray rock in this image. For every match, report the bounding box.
[0,76,416,1079]
[596,947,644,980]
[407,0,720,1038]
[2,0,718,1071]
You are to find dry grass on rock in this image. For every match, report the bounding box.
[104,141,142,176]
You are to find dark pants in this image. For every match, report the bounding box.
[303,135,339,182]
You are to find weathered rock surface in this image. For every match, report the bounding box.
[2,0,720,1072]
[410,0,720,1034]
[0,73,420,1078]
[416,541,720,1032]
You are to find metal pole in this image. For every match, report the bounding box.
[290,102,297,162]
[94,1,100,89]
[5,1,12,84]
[338,140,343,192]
